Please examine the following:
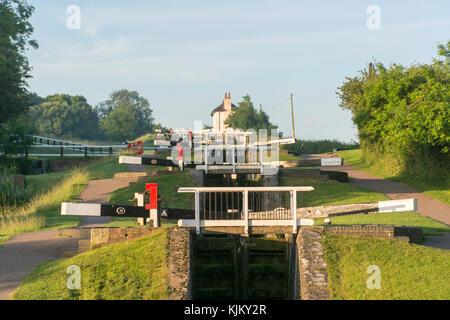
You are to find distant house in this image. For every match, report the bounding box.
[211,92,236,132]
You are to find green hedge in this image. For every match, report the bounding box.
[0,157,33,174]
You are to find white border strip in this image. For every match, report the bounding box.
[61,202,102,216]
[378,198,417,213]
[320,158,343,166]
[177,218,314,228]
[119,156,142,165]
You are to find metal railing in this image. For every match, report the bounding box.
[199,191,291,220]
[178,186,314,234]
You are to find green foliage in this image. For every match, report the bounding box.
[0,176,33,209]
[31,94,100,140]
[12,230,169,300]
[97,89,154,141]
[0,0,38,126]
[323,235,450,300]
[0,170,87,245]
[337,44,450,183]
[99,103,139,141]
[282,139,359,154]
[436,40,450,64]
[225,95,277,131]
[0,157,32,174]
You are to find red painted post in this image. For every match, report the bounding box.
[145,183,160,227]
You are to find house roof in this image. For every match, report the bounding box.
[211,102,236,116]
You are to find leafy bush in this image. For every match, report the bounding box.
[0,158,33,174]
[337,43,450,183]
[0,177,33,210]
[282,139,359,154]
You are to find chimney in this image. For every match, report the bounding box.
[223,92,232,111]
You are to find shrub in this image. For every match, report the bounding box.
[0,177,33,211]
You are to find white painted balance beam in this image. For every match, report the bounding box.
[320,158,343,166]
[119,155,142,165]
[378,198,417,213]
[61,202,102,216]
[178,218,314,228]
[61,202,149,217]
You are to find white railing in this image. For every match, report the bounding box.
[177,186,314,234]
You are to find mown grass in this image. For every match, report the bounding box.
[85,156,129,180]
[279,176,388,207]
[12,229,169,300]
[323,235,450,300]
[315,211,450,236]
[338,149,450,205]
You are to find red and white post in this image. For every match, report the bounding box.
[145,183,160,227]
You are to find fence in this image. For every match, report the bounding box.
[177,186,314,234]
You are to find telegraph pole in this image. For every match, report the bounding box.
[290,93,296,140]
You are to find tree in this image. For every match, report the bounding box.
[99,104,139,141]
[225,95,277,131]
[31,94,100,139]
[337,42,450,182]
[0,0,38,126]
[437,41,450,61]
[97,89,154,140]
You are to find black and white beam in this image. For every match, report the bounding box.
[61,202,149,217]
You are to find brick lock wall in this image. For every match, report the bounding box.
[310,225,423,243]
[90,227,157,249]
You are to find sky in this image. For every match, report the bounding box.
[25,0,449,142]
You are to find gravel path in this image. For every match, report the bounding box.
[300,154,449,249]
[320,164,450,226]
[0,230,80,300]
[0,174,138,300]
[78,178,136,228]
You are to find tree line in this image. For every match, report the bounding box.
[337,42,450,182]
[0,1,156,144]
[2,0,300,150]
[29,89,154,142]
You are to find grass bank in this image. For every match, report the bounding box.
[279,176,388,207]
[85,156,129,180]
[0,171,88,246]
[13,229,169,300]
[0,157,128,246]
[323,235,450,300]
[337,149,450,205]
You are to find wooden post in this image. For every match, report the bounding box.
[292,190,297,234]
[60,146,63,158]
[135,193,146,226]
[195,191,200,234]
[243,190,249,235]
[84,146,87,158]
[290,93,296,140]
